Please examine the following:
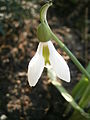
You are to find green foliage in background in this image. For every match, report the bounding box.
[69,63,90,120]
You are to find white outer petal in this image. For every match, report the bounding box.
[48,41,70,82]
[28,43,45,87]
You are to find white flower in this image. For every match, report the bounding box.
[28,41,70,86]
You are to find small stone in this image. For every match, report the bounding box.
[0,114,7,120]
[6,93,10,97]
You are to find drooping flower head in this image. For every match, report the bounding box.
[28,41,70,86]
[28,2,70,87]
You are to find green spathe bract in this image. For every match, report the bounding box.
[37,22,51,42]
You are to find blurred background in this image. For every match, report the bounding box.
[0,0,90,120]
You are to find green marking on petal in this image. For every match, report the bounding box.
[43,45,50,65]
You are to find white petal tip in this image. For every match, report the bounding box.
[59,67,70,83]
[63,78,70,83]
[29,83,37,87]
[28,73,38,87]
[60,70,71,83]
[59,76,70,83]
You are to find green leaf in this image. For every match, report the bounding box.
[72,62,90,100]
[51,80,90,119]
[47,66,90,119]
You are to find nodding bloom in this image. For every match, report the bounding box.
[28,40,70,87]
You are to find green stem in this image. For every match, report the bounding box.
[51,32,90,80]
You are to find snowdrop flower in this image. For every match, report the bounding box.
[28,3,70,87]
[28,40,70,86]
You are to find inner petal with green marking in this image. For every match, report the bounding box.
[43,45,50,65]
